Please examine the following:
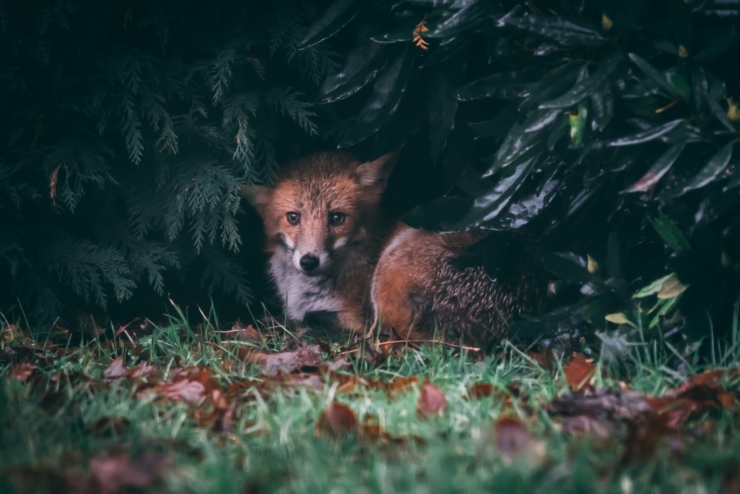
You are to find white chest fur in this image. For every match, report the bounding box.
[268,247,342,320]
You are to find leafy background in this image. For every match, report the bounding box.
[1,0,740,359]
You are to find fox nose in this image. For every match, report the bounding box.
[299,254,320,272]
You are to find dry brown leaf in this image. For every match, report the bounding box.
[10,362,37,381]
[466,382,496,400]
[416,383,448,419]
[494,416,536,459]
[316,402,359,438]
[87,453,170,494]
[529,349,555,370]
[251,345,323,376]
[103,357,127,382]
[564,353,596,391]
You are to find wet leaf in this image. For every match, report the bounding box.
[590,81,614,132]
[677,142,734,195]
[316,402,359,438]
[455,71,535,101]
[429,59,465,157]
[622,142,686,193]
[540,251,590,283]
[539,53,623,109]
[160,379,206,403]
[456,151,540,229]
[298,0,362,49]
[320,42,390,103]
[485,178,560,230]
[606,119,685,147]
[416,382,448,419]
[628,53,678,97]
[520,61,586,113]
[648,213,691,252]
[425,0,499,39]
[697,25,739,60]
[339,46,417,147]
[498,5,604,47]
[564,353,595,391]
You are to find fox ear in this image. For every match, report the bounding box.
[240,185,269,217]
[357,151,399,189]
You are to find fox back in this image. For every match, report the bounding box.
[245,151,397,330]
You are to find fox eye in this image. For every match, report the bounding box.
[329,212,346,226]
[286,212,300,225]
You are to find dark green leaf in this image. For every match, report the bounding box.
[706,95,736,133]
[371,20,419,43]
[669,72,691,100]
[320,43,390,103]
[539,53,623,109]
[606,231,622,279]
[540,251,591,283]
[547,114,569,151]
[605,119,685,147]
[403,196,473,231]
[589,81,614,132]
[429,59,465,157]
[455,152,540,229]
[298,0,362,49]
[519,61,586,113]
[622,142,686,193]
[677,142,734,195]
[692,64,710,121]
[485,179,560,230]
[483,110,555,177]
[339,46,417,147]
[454,71,535,101]
[697,26,740,60]
[468,115,518,138]
[425,0,499,39]
[724,166,740,192]
[627,53,678,97]
[418,36,469,68]
[648,213,691,252]
[498,5,605,47]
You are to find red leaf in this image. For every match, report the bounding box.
[529,349,555,370]
[416,383,448,419]
[564,353,595,391]
[10,363,37,381]
[251,345,323,376]
[494,416,535,459]
[316,402,359,438]
[160,379,206,403]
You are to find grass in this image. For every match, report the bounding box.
[1,305,740,494]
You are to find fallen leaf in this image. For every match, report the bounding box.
[549,389,652,420]
[564,353,596,391]
[528,349,555,370]
[251,345,323,376]
[466,382,496,400]
[416,383,448,419]
[316,402,359,438]
[160,379,206,403]
[103,357,127,382]
[10,363,37,381]
[88,453,170,494]
[558,414,614,438]
[494,416,535,459]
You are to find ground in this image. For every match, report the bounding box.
[1,308,739,494]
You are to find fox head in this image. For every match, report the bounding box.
[243,151,397,275]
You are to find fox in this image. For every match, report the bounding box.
[244,151,547,347]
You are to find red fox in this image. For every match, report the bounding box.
[244,151,546,346]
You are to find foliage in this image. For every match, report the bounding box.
[0,0,333,323]
[2,312,740,492]
[305,0,740,351]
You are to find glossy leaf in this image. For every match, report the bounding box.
[589,81,614,132]
[697,26,740,60]
[706,95,736,132]
[605,120,685,147]
[298,0,362,49]
[622,142,686,193]
[498,5,605,47]
[677,142,734,195]
[519,61,586,113]
[541,251,591,283]
[648,213,691,252]
[539,53,623,109]
[627,53,677,97]
[320,43,390,103]
[468,115,518,138]
[486,179,560,230]
[429,60,465,157]
[455,152,540,229]
[454,71,535,101]
[425,0,499,39]
[339,46,417,148]
[418,36,469,68]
